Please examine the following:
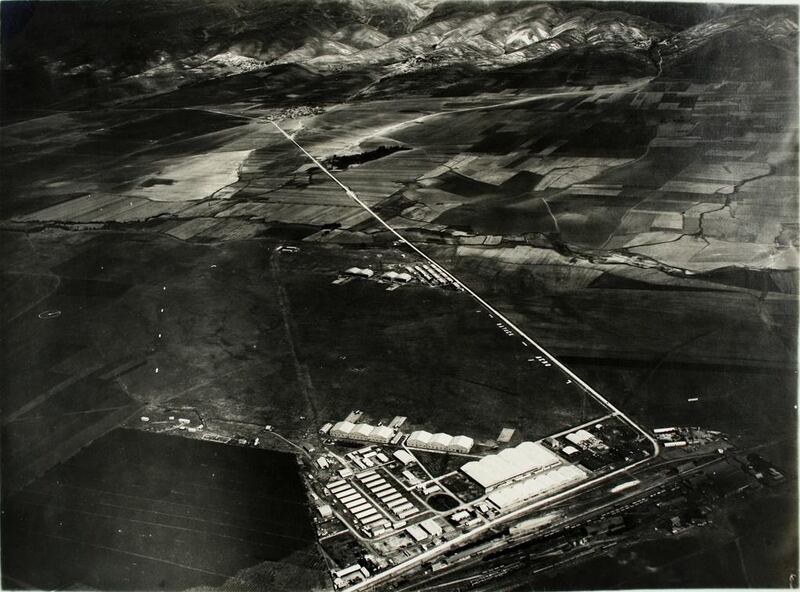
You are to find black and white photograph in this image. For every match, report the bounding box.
[0,1,797,590]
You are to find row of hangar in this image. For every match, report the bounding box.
[329,421,474,453]
[344,267,413,283]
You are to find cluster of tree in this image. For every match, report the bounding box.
[326,145,409,170]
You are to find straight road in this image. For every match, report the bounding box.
[270,119,659,456]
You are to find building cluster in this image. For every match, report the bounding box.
[449,508,482,528]
[268,105,325,121]
[404,262,456,288]
[327,477,391,534]
[654,426,686,447]
[351,446,390,467]
[356,470,419,527]
[407,430,474,453]
[333,446,392,477]
[339,267,415,286]
[565,428,609,452]
[331,421,395,444]
[332,563,371,590]
[325,468,420,538]
[326,413,475,452]
[653,426,724,449]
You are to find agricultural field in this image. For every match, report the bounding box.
[5,49,796,273]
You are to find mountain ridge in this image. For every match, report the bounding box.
[0,1,796,118]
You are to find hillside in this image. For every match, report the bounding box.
[0,0,740,118]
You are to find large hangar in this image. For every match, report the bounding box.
[487,464,587,510]
[460,441,562,490]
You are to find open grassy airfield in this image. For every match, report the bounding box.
[1,1,797,590]
[1,229,605,447]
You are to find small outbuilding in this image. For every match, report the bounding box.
[344,267,374,278]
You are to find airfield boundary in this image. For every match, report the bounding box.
[270,120,659,454]
[270,118,661,590]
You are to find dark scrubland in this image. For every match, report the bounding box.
[0,229,605,494]
[1,429,323,591]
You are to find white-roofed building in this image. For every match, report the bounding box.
[381,271,413,283]
[420,517,444,537]
[565,431,590,446]
[344,267,374,278]
[497,427,516,443]
[330,421,394,444]
[461,441,562,490]
[487,464,586,510]
[331,421,355,438]
[450,435,474,453]
[429,433,453,450]
[369,425,394,443]
[351,423,374,439]
[407,430,474,453]
[332,563,365,589]
[407,430,432,448]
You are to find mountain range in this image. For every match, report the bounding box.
[0,1,796,117]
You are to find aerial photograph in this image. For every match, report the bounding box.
[0,0,797,590]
